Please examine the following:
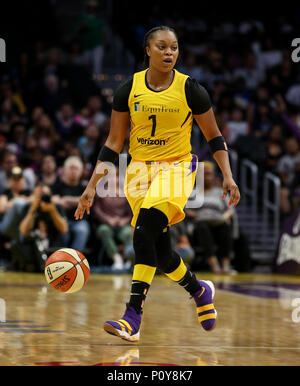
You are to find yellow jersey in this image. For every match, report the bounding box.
[112,68,212,162]
[127,69,192,161]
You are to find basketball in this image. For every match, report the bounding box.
[45,248,90,293]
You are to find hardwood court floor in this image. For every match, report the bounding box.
[1,271,300,366]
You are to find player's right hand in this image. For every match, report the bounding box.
[74,186,96,220]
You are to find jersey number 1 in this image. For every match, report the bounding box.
[148,115,157,136]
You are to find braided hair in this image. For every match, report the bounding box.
[143,26,178,69]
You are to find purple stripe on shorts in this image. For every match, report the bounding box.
[187,154,198,175]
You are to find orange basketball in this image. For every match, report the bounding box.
[45,248,90,293]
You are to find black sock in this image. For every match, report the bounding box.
[177,271,201,296]
[129,281,150,314]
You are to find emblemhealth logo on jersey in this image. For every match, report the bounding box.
[134,102,180,114]
[134,102,140,112]
[142,104,180,114]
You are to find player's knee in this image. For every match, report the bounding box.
[135,208,168,237]
[157,250,181,274]
[133,208,169,261]
[133,225,151,254]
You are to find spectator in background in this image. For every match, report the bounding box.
[14,184,68,272]
[75,0,106,78]
[40,74,70,118]
[232,125,266,167]
[77,123,100,162]
[8,122,27,156]
[169,222,195,268]
[246,84,270,126]
[256,37,283,74]
[251,102,274,137]
[290,160,300,212]
[285,84,300,109]
[277,137,300,187]
[28,147,45,176]
[0,97,21,136]
[52,156,90,251]
[223,108,249,146]
[43,47,66,79]
[0,150,18,193]
[233,52,263,91]
[40,155,59,188]
[0,166,32,218]
[0,166,34,243]
[263,125,284,173]
[27,106,44,133]
[54,103,81,140]
[186,162,238,273]
[87,95,108,128]
[74,106,92,129]
[30,113,59,153]
[177,52,203,82]
[92,171,133,270]
[0,135,7,154]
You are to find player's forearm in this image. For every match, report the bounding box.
[87,160,109,189]
[90,138,122,190]
[213,150,233,178]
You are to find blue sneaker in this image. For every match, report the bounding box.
[103,303,141,342]
[192,280,217,331]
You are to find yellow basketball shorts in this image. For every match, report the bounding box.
[124,154,198,227]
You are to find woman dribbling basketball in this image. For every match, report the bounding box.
[74,26,240,342]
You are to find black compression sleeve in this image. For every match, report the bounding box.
[112,76,133,112]
[97,145,119,163]
[185,78,212,114]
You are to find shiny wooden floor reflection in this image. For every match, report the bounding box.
[1,271,300,366]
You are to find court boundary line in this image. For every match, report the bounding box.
[14,344,300,350]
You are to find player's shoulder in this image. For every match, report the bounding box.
[185,76,208,93]
[173,68,209,94]
[183,76,211,114]
[115,75,134,94]
[112,75,134,112]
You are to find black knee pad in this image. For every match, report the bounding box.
[133,225,152,255]
[136,208,168,232]
[133,208,169,266]
[134,208,168,245]
[156,228,181,273]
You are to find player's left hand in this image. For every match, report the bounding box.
[222,176,240,207]
[74,186,96,220]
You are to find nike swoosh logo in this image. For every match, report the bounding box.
[198,287,205,297]
[173,160,184,165]
[134,94,144,98]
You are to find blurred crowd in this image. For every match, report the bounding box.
[0,1,300,273]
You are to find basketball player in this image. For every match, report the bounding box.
[74,26,240,342]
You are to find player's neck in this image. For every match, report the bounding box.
[146,68,174,91]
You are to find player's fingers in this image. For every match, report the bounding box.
[229,185,240,206]
[74,208,80,220]
[80,205,87,219]
[232,189,241,207]
[222,187,228,200]
[74,203,85,220]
